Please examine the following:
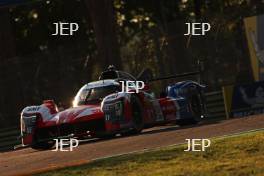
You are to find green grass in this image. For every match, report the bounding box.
[37,130,264,176]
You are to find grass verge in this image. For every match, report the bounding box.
[37,130,264,176]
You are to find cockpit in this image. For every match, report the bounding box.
[73,80,121,107]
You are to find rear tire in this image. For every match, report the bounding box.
[121,95,143,136]
[189,94,202,124]
[98,133,116,139]
[176,119,195,126]
[176,94,202,126]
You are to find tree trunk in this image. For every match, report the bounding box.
[0,8,16,59]
[85,0,122,70]
[0,8,17,125]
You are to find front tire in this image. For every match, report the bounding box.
[31,140,55,150]
[31,131,55,150]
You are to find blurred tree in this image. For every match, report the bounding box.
[0,8,16,59]
[0,8,17,124]
[1,0,264,126]
[194,0,203,19]
[85,0,122,70]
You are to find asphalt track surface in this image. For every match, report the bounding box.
[1,115,264,176]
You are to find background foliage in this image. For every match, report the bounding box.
[0,0,263,126]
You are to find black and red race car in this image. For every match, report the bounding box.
[20,66,205,149]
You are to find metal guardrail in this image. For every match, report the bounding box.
[204,91,226,119]
[0,126,20,152]
[0,91,226,152]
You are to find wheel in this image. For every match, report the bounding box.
[31,131,55,150]
[121,95,143,136]
[189,94,202,123]
[176,94,202,126]
[31,140,55,150]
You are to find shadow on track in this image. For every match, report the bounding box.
[77,117,225,146]
[22,117,225,152]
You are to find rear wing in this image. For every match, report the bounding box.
[137,60,204,83]
[148,71,200,82]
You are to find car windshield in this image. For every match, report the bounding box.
[77,85,120,105]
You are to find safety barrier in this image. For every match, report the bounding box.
[204,91,226,119]
[0,126,20,152]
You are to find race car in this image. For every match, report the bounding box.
[20,66,205,149]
